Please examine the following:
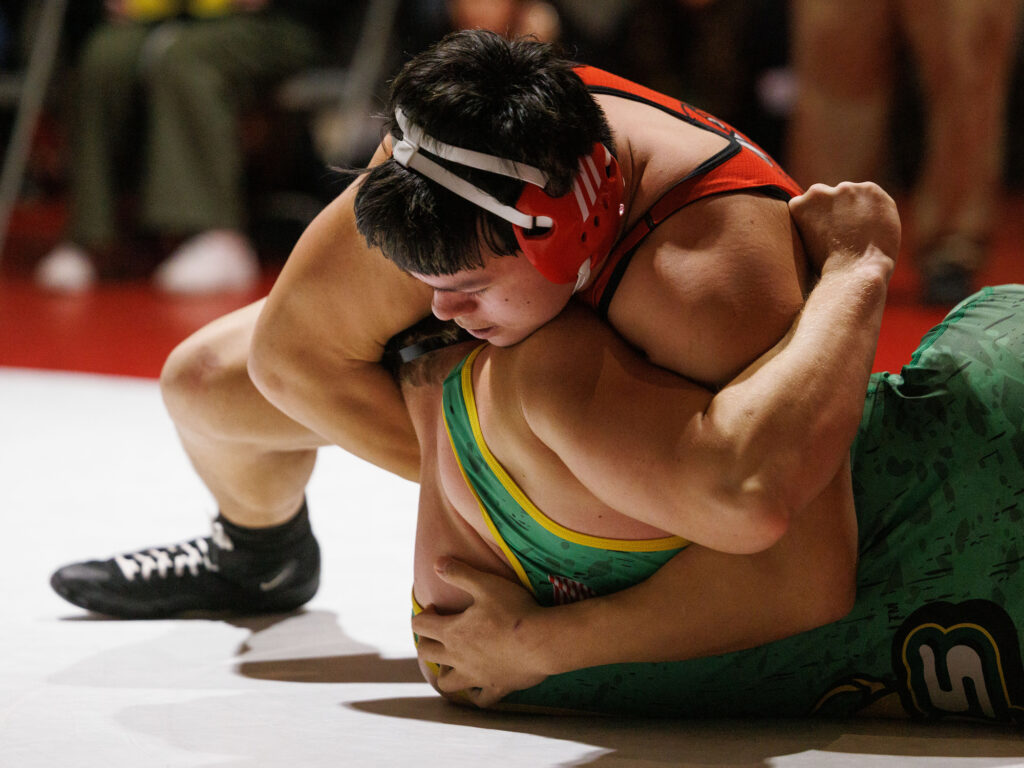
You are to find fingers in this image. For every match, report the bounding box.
[419,638,489,702]
[435,664,473,693]
[411,606,445,641]
[789,181,899,241]
[455,682,508,709]
[791,181,891,211]
[435,667,508,708]
[467,686,508,709]
[415,626,509,707]
[415,635,451,667]
[432,556,490,595]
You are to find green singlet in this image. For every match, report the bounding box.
[439,286,1024,724]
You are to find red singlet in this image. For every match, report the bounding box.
[573,66,803,318]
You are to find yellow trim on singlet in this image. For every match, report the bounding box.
[458,345,687,553]
[442,381,537,596]
[410,590,475,705]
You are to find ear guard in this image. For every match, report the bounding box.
[392,108,624,291]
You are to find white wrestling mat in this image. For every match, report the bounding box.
[3,366,1024,767]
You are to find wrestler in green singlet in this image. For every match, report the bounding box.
[440,285,1024,724]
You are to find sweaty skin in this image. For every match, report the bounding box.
[154,60,877,697]
[250,92,809,475]
[406,183,898,706]
[239,90,863,684]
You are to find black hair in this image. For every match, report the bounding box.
[382,314,472,386]
[354,29,613,276]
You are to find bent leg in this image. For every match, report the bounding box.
[787,0,897,187]
[854,285,1024,547]
[900,0,1023,252]
[50,301,327,618]
[161,299,328,527]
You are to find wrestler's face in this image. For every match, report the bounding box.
[411,253,574,346]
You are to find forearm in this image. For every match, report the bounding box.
[250,339,420,480]
[707,253,890,517]
[536,255,888,551]
[248,172,433,482]
[529,462,858,674]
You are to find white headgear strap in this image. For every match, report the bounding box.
[391,108,554,230]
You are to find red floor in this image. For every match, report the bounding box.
[1,198,1022,379]
[0,275,277,378]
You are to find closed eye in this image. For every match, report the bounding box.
[436,285,488,296]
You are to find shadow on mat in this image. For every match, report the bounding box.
[53,609,422,686]
[350,695,1024,767]
[228,610,422,684]
[236,651,421,684]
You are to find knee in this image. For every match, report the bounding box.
[160,327,247,438]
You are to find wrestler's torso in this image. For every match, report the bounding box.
[409,337,680,615]
[403,361,516,616]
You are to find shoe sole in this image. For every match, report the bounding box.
[50,570,319,619]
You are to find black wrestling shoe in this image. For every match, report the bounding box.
[50,503,320,619]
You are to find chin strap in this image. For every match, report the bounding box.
[573,260,591,294]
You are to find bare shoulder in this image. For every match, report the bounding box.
[596,92,730,198]
[499,304,646,414]
[608,193,808,387]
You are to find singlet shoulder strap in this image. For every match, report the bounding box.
[573,65,800,319]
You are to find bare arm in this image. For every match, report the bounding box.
[415,461,856,705]
[522,182,898,552]
[248,144,433,481]
[542,463,857,668]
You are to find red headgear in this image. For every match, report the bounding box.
[392,108,624,291]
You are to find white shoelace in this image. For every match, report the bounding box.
[114,527,233,582]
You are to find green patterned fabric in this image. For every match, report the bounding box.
[440,286,1024,724]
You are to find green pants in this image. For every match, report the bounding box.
[507,286,1024,724]
[69,13,321,246]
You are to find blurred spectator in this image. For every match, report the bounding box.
[787,0,1024,305]
[446,0,560,41]
[36,0,337,294]
[553,0,791,160]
